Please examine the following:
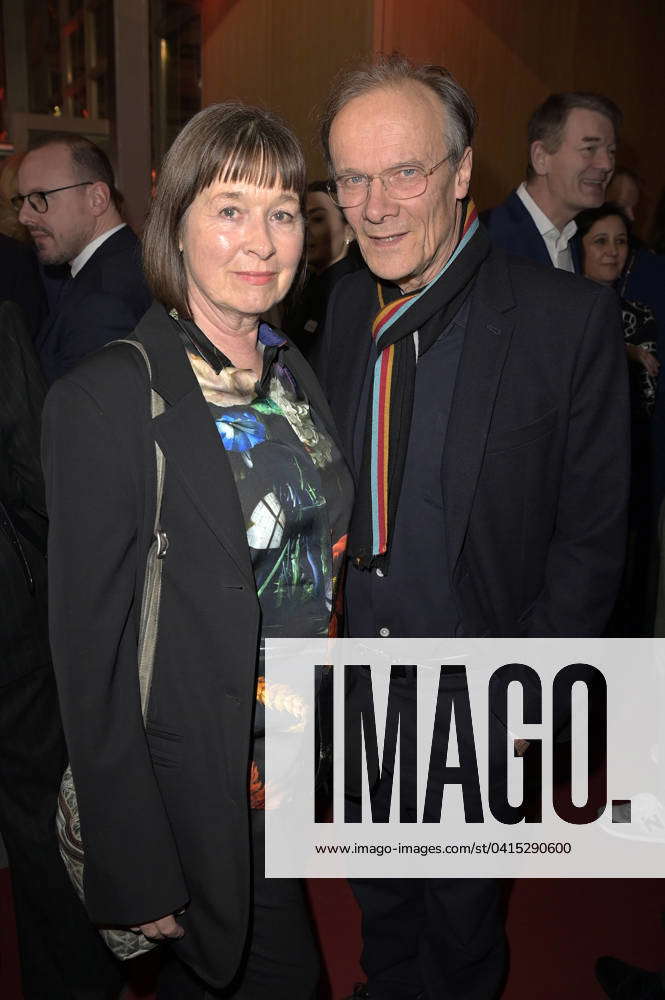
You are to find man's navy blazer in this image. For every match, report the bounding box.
[483,189,581,272]
[313,244,628,638]
[35,225,151,384]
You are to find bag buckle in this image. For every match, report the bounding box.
[156,530,169,559]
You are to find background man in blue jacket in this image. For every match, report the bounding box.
[484,91,620,272]
[15,134,150,383]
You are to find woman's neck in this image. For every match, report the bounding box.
[189,293,262,376]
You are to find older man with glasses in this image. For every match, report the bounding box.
[313,54,631,1000]
[16,133,150,383]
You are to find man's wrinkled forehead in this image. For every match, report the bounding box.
[330,81,448,168]
[562,107,616,147]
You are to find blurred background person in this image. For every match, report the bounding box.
[484,91,621,272]
[605,175,665,519]
[606,166,641,223]
[650,186,665,255]
[0,154,46,336]
[577,203,657,399]
[306,180,355,274]
[0,153,29,242]
[282,179,360,355]
[0,151,72,317]
[15,134,151,383]
[597,169,665,357]
[0,230,45,339]
[578,202,658,633]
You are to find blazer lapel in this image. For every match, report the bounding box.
[135,303,255,586]
[506,191,553,269]
[71,225,140,284]
[570,234,581,274]
[36,273,72,354]
[153,392,255,586]
[443,251,515,573]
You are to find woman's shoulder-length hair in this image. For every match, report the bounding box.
[143,101,307,319]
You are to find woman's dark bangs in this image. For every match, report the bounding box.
[217,130,303,195]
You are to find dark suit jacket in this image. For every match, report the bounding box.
[0,301,50,685]
[0,233,45,337]
[36,225,151,384]
[313,245,629,638]
[42,302,343,988]
[483,189,581,273]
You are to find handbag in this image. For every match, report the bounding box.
[55,339,168,960]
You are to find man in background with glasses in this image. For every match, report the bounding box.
[313,54,630,1000]
[15,134,150,383]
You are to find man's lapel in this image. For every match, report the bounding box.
[443,250,515,573]
[35,267,72,354]
[153,396,255,586]
[506,190,553,269]
[570,234,581,274]
[71,225,138,283]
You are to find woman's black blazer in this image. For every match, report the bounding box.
[42,300,343,988]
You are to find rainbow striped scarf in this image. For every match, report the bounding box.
[353,197,483,565]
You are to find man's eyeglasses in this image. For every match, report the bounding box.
[327,155,452,209]
[11,181,93,214]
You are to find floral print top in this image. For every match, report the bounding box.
[173,314,352,808]
[621,297,658,418]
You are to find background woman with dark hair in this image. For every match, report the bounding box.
[42,102,352,998]
[577,201,658,633]
[282,180,361,355]
[577,201,658,410]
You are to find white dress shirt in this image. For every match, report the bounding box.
[69,223,126,278]
[516,183,577,272]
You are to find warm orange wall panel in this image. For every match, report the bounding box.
[570,0,664,227]
[202,0,374,179]
[201,0,664,233]
[374,0,665,233]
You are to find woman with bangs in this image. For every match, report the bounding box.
[42,103,352,998]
